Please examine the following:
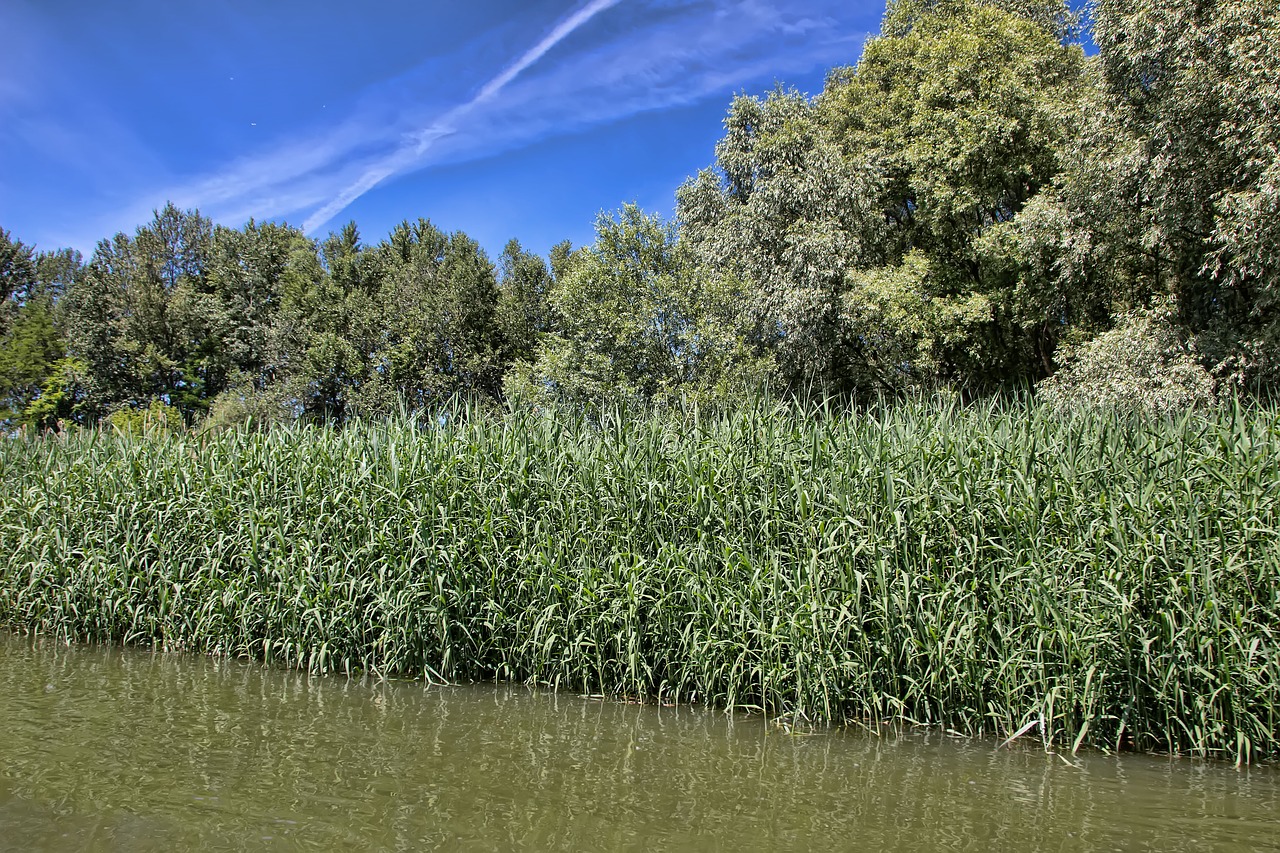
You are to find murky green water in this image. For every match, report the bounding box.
[1,633,1277,852]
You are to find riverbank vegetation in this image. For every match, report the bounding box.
[1,0,1278,763]
[2,400,1277,763]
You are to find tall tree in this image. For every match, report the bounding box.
[64,204,216,422]
[514,205,768,408]
[207,220,313,393]
[273,221,368,423]
[0,297,63,426]
[0,228,37,338]
[373,226,506,408]
[496,239,554,367]
[677,89,881,397]
[0,231,72,427]
[0,244,90,429]
[679,0,1085,397]
[1084,0,1280,389]
[829,0,1085,391]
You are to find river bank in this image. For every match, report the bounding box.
[1,400,1277,762]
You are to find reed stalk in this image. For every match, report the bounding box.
[1,398,1276,762]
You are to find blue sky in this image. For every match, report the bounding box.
[0,0,880,261]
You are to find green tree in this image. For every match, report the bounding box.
[1038,307,1217,414]
[823,0,1086,391]
[261,218,512,423]
[496,239,553,366]
[1082,0,1280,389]
[0,296,64,425]
[881,0,1080,41]
[64,204,218,423]
[22,357,88,431]
[677,89,881,397]
[513,205,769,408]
[200,220,320,429]
[0,228,37,328]
[0,234,80,427]
[372,224,507,410]
[207,221,310,389]
[270,222,369,423]
[679,0,1085,398]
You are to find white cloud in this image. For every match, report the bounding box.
[299,0,627,233]
[135,0,868,236]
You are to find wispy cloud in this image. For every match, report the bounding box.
[141,0,867,237]
[300,0,627,233]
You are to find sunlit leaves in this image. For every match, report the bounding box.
[1081,0,1280,388]
[513,205,769,409]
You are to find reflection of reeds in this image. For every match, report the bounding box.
[1,398,1276,763]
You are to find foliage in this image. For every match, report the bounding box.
[203,382,294,433]
[677,88,880,396]
[2,400,1277,763]
[20,357,88,431]
[0,228,38,334]
[104,399,186,435]
[497,239,554,366]
[511,205,770,409]
[679,0,1086,399]
[63,204,217,424]
[205,219,313,399]
[1079,0,1280,388]
[0,233,81,428]
[1037,309,1217,414]
[831,0,1086,392]
[881,0,1081,42]
[0,296,64,425]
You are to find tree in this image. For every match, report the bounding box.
[0,228,37,327]
[512,205,769,408]
[206,221,310,389]
[268,221,369,423]
[22,358,88,431]
[199,220,319,429]
[0,234,80,427]
[677,89,882,397]
[63,204,218,423]
[496,239,553,367]
[0,295,64,425]
[823,0,1086,392]
[360,221,507,413]
[881,0,1081,41]
[679,0,1085,398]
[1083,0,1280,390]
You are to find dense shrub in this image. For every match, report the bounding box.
[1038,311,1217,414]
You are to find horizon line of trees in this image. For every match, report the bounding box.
[2,0,1277,431]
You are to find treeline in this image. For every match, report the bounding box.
[2,0,1277,430]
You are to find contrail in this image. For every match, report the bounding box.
[472,0,623,104]
[302,0,623,235]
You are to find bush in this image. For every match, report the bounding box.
[1038,310,1217,414]
[105,399,185,435]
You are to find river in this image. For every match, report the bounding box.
[1,633,1276,851]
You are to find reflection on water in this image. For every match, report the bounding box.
[1,633,1277,852]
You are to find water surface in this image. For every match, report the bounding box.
[1,633,1276,851]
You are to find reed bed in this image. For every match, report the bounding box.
[1,399,1277,762]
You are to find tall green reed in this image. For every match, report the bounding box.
[1,398,1276,762]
